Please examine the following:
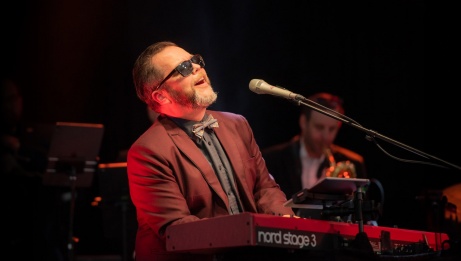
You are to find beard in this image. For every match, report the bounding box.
[168,84,218,109]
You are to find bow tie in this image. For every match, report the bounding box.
[192,114,219,139]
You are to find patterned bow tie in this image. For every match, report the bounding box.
[192,114,219,139]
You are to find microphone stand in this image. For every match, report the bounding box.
[295,98,461,172]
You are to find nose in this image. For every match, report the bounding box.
[321,130,334,142]
[320,129,329,139]
[191,63,201,74]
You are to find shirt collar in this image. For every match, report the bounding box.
[168,115,207,138]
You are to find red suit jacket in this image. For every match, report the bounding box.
[127,110,294,261]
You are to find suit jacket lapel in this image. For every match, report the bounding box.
[161,117,228,206]
[211,114,256,210]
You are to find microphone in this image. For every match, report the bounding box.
[249,79,306,101]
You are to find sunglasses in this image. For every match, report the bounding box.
[154,54,205,91]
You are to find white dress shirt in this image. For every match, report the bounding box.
[300,140,325,189]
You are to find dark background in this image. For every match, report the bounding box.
[3,0,459,259]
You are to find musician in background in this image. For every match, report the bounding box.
[128,41,294,261]
[262,92,376,220]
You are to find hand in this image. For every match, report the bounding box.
[282,214,301,218]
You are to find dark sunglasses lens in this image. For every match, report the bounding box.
[191,55,205,67]
[177,60,193,77]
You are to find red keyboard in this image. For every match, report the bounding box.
[166,212,449,255]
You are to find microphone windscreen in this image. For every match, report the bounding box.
[249,79,264,93]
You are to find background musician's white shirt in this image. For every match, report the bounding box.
[300,140,325,189]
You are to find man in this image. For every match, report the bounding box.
[128,41,294,261]
[262,93,368,219]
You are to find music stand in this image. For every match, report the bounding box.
[42,122,104,261]
[284,177,370,208]
[284,177,371,227]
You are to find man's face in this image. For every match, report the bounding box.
[152,46,217,109]
[300,110,341,158]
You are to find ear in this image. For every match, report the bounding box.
[151,91,170,105]
[299,113,306,130]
